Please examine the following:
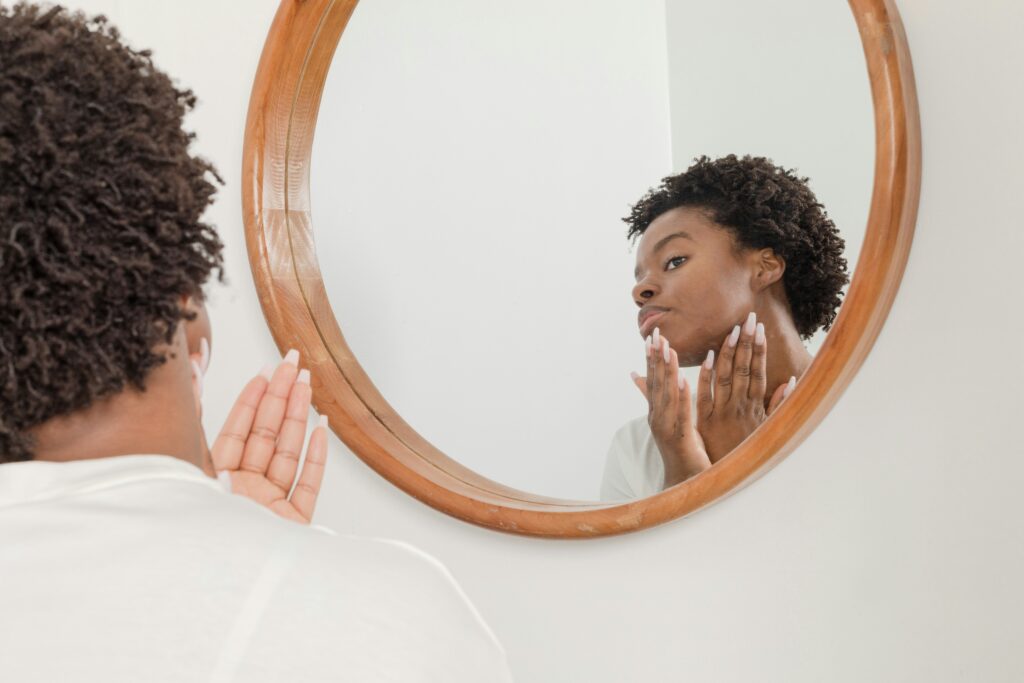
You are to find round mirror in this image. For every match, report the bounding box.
[243,0,920,536]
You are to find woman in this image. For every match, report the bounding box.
[0,6,512,680]
[600,155,850,501]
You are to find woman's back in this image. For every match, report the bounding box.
[0,455,513,682]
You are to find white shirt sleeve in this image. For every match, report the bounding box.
[599,417,665,502]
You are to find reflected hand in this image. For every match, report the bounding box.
[692,312,793,463]
[191,347,329,524]
[636,329,711,488]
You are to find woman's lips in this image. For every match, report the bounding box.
[638,310,667,337]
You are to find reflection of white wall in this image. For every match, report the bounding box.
[312,0,673,500]
[62,2,1024,682]
[664,0,873,361]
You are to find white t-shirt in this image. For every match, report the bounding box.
[599,416,665,502]
[0,455,514,683]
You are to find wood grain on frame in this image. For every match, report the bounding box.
[242,0,921,537]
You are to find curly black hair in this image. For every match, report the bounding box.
[625,154,849,340]
[0,3,224,463]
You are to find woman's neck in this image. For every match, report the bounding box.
[27,338,213,476]
[755,298,814,403]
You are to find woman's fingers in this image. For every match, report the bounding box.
[630,372,648,397]
[239,351,301,475]
[645,329,677,434]
[662,342,680,430]
[749,321,768,402]
[645,333,659,409]
[264,370,313,492]
[210,371,270,472]
[290,416,330,522]
[767,376,797,416]
[678,373,695,435]
[696,349,715,424]
[713,325,740,411]
[731,312,757,401]
[655,334,676,424]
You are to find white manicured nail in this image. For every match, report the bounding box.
[728,325,741,347]
[199,337,210,374]
[630,371,640,382]
[318,414,329,430]
[216,470,232,493]
[678,373,686,390]
[191,360,204,398]
[645,335,653,357]
[783,376,797,399]
[296,368,310,385]
[652,327,661,348]
[743,311,757,336]
[704,349,714,370]
[662,338,671,363]
[755,322,766,346]
[284,349,300,366]
[258,363,275,381]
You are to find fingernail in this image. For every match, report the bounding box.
[645,335,653,357]
[652,327,661,348]
[755,322,766,346]
[296,368,311,385]
[216,470,232,494]
[191,360,204,398]
[258,363,275,381]
[284,349,300,366]
[662,338,671,363]
[743,311,757,336]
[318,414,329,430]
[199,337,210,374]
[704,349,714,369]
[677,373,686,390]
[783,375,796,399]
[630,371,640,382]
[728,325,741,347]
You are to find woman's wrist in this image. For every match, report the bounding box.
[658,441,710,488]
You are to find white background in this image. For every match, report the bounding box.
[63,1,1024,681]
[312,0,672,501]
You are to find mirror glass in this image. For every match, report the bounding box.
[310,0,873,501]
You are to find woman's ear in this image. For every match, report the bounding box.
[180,293,212,372]
[753,248,786,291]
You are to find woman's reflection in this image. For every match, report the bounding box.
[600,155,849,501]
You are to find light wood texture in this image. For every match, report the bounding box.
[242,0,921,537]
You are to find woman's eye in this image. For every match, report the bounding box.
[666,256,687,270]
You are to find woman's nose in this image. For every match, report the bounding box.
[632,280,658,306]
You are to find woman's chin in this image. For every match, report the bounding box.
[667,335,722,367]
[677,351,707,368]
[663,339,701,367]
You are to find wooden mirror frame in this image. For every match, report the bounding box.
[243,0,921,538]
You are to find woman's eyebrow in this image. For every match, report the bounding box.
[653,231,696,253]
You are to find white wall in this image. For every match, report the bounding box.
[311,0,672,500]
[64,1,1024,681]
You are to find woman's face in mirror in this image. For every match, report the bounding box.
[633,206,766,367]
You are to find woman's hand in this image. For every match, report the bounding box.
[694,312,792,463]
[191,347,329,524]
[639,330,711,488]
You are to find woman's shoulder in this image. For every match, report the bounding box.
[601,415,664,501]
[609,415,655,451]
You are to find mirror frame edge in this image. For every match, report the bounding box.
[241,0,921,538]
